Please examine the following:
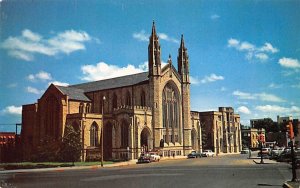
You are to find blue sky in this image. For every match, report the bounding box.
[1,0,300,132]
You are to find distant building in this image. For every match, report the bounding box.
[250,118,271,128]
[191,107,242,154]
[241,128,265,148]
[277,116,293,124]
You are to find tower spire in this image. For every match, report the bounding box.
[148,21,161,77]
[177,34,189,83]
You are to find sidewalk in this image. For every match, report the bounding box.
[0,156,187,174]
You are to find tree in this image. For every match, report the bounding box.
[59,125,82,164]
[253,118,279,133]
[32,136,61,162]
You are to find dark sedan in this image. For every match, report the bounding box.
[188,151,202,158]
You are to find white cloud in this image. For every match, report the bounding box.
[200,74,224,84]
[49,81,69,87]
[232,91,256,100]
[227,38,278,62]
[210,14,220,20]
[232,90,285,102]
[27,71,52,82]
[81,62,148,81]
[26,86,43,94]
[237,106,251,114]
[132,30,148,42]
[268,83,282,89]
[278,57,300,69]
[133,30,179,43]
[255,53,269,61]
[256,105,300,114]
[260,42,279,53]
[190,76,200,85]
[1,29,94,61]
[158,33,179,44]
[7,83,18,88]
[1,105,22,115]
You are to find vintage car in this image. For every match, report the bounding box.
[201,150,214,157]
[149,152,160,162]
[188,151,202,158]
[137,153,151,163]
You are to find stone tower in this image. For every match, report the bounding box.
[178,35,192,154]
[148,21,162,149]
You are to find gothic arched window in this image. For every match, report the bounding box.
[45,95,59,139]
[162,83,180,143]
[121,121,129,148]
[90,122,99,147]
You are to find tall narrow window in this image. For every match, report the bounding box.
[121,121,129,148]
[162,83,179,143]
[113,93,117,109]
[90,123,99,147]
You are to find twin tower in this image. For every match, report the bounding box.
[147,21,191,154]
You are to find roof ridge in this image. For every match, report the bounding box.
[69,71,148,88]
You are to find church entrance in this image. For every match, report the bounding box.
[140,127,151,153]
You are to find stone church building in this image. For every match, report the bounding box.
[21,22,242,161]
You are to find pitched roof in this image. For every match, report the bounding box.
[56,86,91,102]
[54,72,149,102]
[70,72,149,92]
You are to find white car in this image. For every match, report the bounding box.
[201,150,214,157]
[149,152,160,162]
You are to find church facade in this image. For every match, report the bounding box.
[21,22,242,161]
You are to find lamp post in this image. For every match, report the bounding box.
[101,96,106,167]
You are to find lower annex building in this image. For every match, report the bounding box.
[21,22,242,161]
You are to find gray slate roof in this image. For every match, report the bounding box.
[56,86,91,102]
[70,72,149,92]
[55,72,149,102]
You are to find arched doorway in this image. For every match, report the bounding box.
[140,127,151,153]
[103,122,113,160]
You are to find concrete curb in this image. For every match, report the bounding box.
[0,156,188,174]
[282,181,300,188]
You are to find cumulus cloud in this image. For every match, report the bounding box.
[1,105,22,115]
[200,74,224,84]
[27,71,52,82]
[1,29,94,61]
[278,57,300,69]
[133,30,179,43]
[227,38,278,62]
[237,106,251,114]
[190,76,200,85]
[256,105,300,114]
[233,90,285,102]
[26,86,44,94]
[81,62,148,81]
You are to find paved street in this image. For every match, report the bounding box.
[0,154,297,188]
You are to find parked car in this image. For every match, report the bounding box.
[201,150,214,157]
[188,151,202,158]
[149,152,160,162]
[137,153,151,163]
[269,147,284,160]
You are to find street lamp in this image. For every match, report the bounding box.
[101,96,106,167]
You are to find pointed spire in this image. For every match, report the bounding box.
[168,54,172,65]
[151,20,157,37]
[180,34,185,48]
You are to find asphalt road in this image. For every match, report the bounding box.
[0,154,297,188]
